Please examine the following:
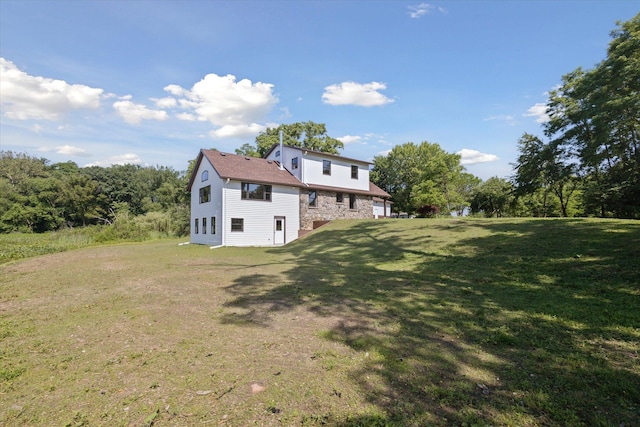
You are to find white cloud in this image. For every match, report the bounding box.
[483,114,516,125]
[113,99,169,124]
[176,112,196,121]
[166,73,278,132]
[84,153,142,167]
[209,123,267,139]
[164,84,185,96]
[457,149,499,165]
[0,57,103,121]
[408,3,446,19]
[322,81,394,107]
[377,149,393,157]
[524,102,550,123]
[338,135,362,144]
[152,96,177,108]
[55,145,91,157]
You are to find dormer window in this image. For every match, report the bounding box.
[291,157,299,170]
[201,170,209,181]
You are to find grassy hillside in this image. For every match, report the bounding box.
[1,218,638,426]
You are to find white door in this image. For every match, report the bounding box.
[274,216,285,245]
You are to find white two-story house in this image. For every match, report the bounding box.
[187,145,391,246]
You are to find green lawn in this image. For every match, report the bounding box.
[1,218,638,426]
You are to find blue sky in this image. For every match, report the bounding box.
[1,1,637,180]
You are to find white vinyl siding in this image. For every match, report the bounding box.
[223,181,299,246]
[301,153,369,191]
[190,160,223,246]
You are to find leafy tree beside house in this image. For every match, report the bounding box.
[244,121,344,157]
[371,141,477,215]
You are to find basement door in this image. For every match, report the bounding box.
[274,216,285,245]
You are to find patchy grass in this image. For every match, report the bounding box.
[0,218,638,426]
[0,229,97,264]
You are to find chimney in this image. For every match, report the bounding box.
[279,130,284,170]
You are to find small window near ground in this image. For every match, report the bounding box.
[231,218,244,232]
[202,217,207,234]
[349,194,357,210]
[291,157,299,170]
[309,190,317,207]
[351,165,358,179]
[323,160,331,175]
[199,185,211,203]
[211,217,216,235]
[194,218,199,234]
[336,193,344,203]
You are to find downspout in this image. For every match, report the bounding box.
[223,178,229,246]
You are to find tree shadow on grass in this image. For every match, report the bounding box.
[221,219,640,426]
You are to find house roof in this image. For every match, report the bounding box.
[264,144,372,165]
[187,149,304,191]
[305,181,391,198]
[187,149,391,199]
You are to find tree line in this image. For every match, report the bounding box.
[0,152,190,237]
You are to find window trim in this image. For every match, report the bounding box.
[323,160,331,175]
[231,218,244,232]
[199,185,211,204]
[309,190,318,207]
[241,182,272,201]
[349,193,357,210]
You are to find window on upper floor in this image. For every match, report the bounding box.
[291,157,299,170]
[323,160,331,175]
[201,170,208,181]
[351,165,358,179]
[241,182,272,201]
[309,190,318,207]
[199,185,211,203]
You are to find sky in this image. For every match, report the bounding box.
[0,1,637,180]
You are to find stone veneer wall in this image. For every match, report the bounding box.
[299,189,374,230]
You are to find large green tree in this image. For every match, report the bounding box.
[470,177,514,218]
[512,133,578,217]
[371,141,473,214]
[253,121,344,157]
[544,13,640,218]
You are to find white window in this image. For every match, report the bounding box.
[231,218,244,232]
